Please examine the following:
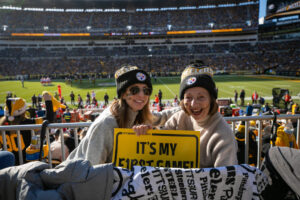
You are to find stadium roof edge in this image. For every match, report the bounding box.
[0,0,253,9]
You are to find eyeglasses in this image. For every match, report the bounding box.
[129,86,152,96]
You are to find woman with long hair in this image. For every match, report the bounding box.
[67,65,178,165]
[134,60,238,168]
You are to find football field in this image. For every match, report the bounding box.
[1,75,299,107]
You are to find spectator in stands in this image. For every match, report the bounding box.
[63,108,71,123]
[246,103,253,116]
[0,106,4,117]
[234,90,238,105]
[158,89,163,104]
[70,91,75,105]
[91,90,96,99]
[92,97,98,107]
[37,94,42,109]
[134,60,238,168]
[292,103,299,115]
[86,92,91,106]
[104,93,109,106]
[77,94,83,109]
[252,91,258,104]
[263,102,271,113]
[259,96,265,105]
[154,94,159,105]
[50,129,70,162]
[240,89,245,106]
[31,94,37,108]
[67,65,178,165]
[284,92,291,110]
[54,92,60,101]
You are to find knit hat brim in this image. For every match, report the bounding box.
[179,74,217,100]
[116,69,152,98]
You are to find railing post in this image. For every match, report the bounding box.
[244,121,249,164]
[297,118,300,148]
[16,130,23,164]
[74,128,79,148]
[1,130,7,151]
[257,120,262,168]
[60,128,66,161]
[232,121,236,135]
[46,128,52,168]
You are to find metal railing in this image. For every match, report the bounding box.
[1,114,300,168]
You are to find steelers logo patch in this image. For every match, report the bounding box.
[136,72,146,81]
[187,77,197,85]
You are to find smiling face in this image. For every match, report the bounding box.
[183,87,211,121]
[122,83,150,112]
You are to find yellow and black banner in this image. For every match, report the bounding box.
[113,128,200,170]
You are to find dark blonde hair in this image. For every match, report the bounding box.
[180,92,218,116]
[110,98,152,128]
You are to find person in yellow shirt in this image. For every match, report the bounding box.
[291,103,299,115]
[275,125,298,149]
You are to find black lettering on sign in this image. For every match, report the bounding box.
[159,143,177,155]
[150,142,156,155]
[136,142,157,154]
[117,158,154,169]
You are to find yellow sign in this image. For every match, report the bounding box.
[113,128,200,170]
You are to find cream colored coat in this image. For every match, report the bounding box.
[164,110,238,168]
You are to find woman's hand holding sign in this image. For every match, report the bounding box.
[133,124,152,136]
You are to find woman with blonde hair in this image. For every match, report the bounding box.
[67,65,178,165]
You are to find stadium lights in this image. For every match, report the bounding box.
[126,25,132,31]
[66,9,84,12]
[208,22,214,28]
[246,20,252,27]
[24,8,44,11]
[45,8,64,12]
[161,7,177,11]
[259,17,265,25]
[2,25,8,31]
[104,9,119,12]
[0,6,21,10]
[85,9,103,12]
[144,8,159,11]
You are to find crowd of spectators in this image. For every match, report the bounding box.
[0,39,299,78]
[0,4,258,33]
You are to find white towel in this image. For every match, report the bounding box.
[112,164,269,200]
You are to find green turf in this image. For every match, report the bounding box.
[1,75,299,108]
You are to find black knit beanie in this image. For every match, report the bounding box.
[179,61,217,100]
[115,65,152,98]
